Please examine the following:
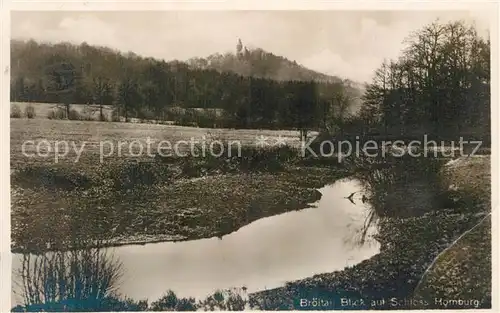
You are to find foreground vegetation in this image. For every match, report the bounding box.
[248,156,491,310]
[12,244,250,311]
[11,153,491,311]
[413,215,491,307]
[12,241,253,311]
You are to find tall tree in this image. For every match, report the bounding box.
[44,61,77,117]
[116,78,142,122]
[92,76,113,120]
[361,20,490,140]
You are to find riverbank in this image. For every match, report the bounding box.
[413,214,491,307]
[11,158,347,253]
[249,156,491,310]
[11,145,491,309]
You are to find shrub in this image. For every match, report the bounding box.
[15,247,123,311]
[157,137,301,178]
[150,290,198,311]
[199,288,248,311]
[232,145,299,172]
[98,111,109,122]
[11,104,22,118]
[14,296,148,312]
[111,109,121,122]
[171,108,200,127]
[68,109,82,120]
[137,108,156,123]
[96,161,175,190]
[99,297,149,311]
[80,105,96,121]
[196,110,219,128]
[12,166,92,190]
[351,154,445,218]
[24,104,36,119]
[47,108,67,120]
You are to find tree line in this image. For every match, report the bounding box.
[358,20,490,141]
[10,39,355,132]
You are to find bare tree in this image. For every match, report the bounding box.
[93,76,113,121]
[45,61,77,118]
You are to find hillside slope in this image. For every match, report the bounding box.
[11,39,363,118]
[188,42,363,112]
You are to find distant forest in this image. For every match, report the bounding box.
[10,38,357,131]
[10,20,490,140]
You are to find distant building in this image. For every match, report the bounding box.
[236,38,243,58]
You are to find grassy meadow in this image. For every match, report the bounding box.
[11,111,314,168]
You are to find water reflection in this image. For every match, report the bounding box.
[12,179,380,307]
[351,155,445,219]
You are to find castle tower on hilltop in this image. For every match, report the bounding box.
[236,38,243,57]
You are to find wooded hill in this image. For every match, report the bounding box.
[11,39,359,130]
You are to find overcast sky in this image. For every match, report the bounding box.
[11,10,490,83]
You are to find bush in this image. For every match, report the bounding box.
[11,104,22,118]
[111,109,121,122]
[24,104,36,119]
[98,111,109,122]
[199,288,248,311]
[233,145,299,172]
[14,296,149,312]
[171,108,201,127]
[163,143,301,178]
[351,154,446,218]
[80,105,96,121]
[96,161,175,190]
[68,109,82,120]
[47,108,67,120]
[12,166,92,190]
[15,248,123,311]
[150,290,198,311]
[137,108,156,123]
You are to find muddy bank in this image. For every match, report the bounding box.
[11,166,345,253]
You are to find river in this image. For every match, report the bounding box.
[11,178,380,306]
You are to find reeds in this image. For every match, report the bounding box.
[15,245,123,311]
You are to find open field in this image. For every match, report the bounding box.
[11,118,313,167]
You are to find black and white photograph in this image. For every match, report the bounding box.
[3,5,497,311]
